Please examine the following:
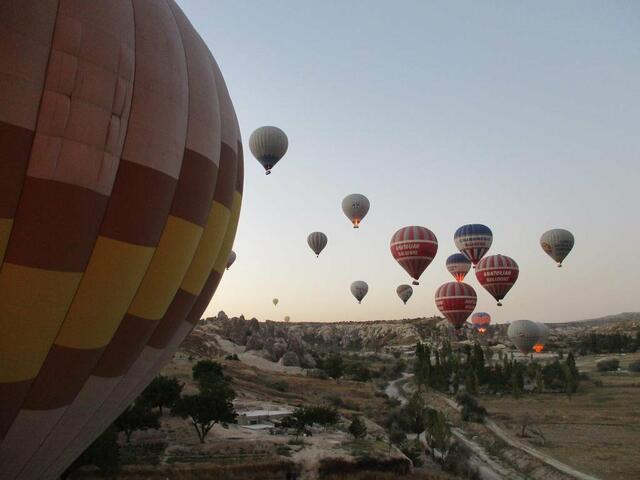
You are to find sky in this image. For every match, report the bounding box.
[177,0,640,324]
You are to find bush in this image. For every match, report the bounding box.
[225,354,240,361]
[456,392,486,423]
[268,380,289,392]
[348,416,367,439]
[596,358,620,372]
[628,360,640,372]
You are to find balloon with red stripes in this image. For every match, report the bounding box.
[471,312,491,333]
[446,253,471,282]
[454,224,493,266]
[390,226,438,285]
[434,282,477,329]
[475,254,519,306]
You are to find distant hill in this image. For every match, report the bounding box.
[551,312,640,328]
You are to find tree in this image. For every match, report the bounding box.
[323,354,344,381]
[62,425,120,478]
[414,342,431,391]
[561,363,578,399]
[424,408,452,464]
[140,375,183,415]
[172,391,236,443]
[114,402,160,443]
[404,393,427,436]
[348,415,367,439]
[192,360,225,391]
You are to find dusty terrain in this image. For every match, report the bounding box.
[479,352,640,480]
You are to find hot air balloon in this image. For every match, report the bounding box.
[249,126,288,175]
[475,254,519,306]
[533,322,550,353]
[390,226,438,285]
[307,232,328,257]
[396,284,413,304]
[351,281,369,304]
[540,229,574,267]
[507,320,540,355]
[435,282,477,329]
[226,251,237,270]
[0,3,243,478]
[273,298,279,307]
[342,194,370,228]
[454,224,493,266]
[446,253,472,282]
[284,316,291,323]
[471,312,491,333]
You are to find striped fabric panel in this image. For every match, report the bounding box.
[0,2,243,478]
[39,47,243,480]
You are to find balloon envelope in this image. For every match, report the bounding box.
[307,232,328,257]
[435,282,477,329]
[454,224,493,265]
[226,250,237,270]
[249,126,288,174]
[272,298,279,306]
[396,284,413,304]
[540,229,574,267]
[351,281,369,303]
[284,316,290,323]
[475,254,519,306]
[533,322,550,352]
[471,312,491,333]
[508,320,540,355]
[0,2,242,477]
[390,226,438,285]
[342,194,370,228]
[446,253,471,282]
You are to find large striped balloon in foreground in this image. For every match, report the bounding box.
[396,284,413,304]
[454,224,493,266]
[475,254,519,306]
[540,229,574,267]
[390,226,438,285]
[249,126,288,175]
[471,312,491,333]
[446,253,472,282]
[435,282,477,329]
[342,194,370,228]
[351,281,369,304]
[307,231,328,257]
[507,320,540,355]
[0,2,243,478]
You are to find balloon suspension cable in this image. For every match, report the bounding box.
[412,281,419,285]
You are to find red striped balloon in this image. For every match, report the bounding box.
[475,254,519,306]
[435,282,477,329]
[390,226,438,285]
[471,312,491,333]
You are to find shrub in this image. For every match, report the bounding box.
[348,416,367,439]
[628,359,640,372]
[268,380,289,392]
[456,392,486,422]
[596,358,620,372]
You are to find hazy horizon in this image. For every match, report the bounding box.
[177,0,640,325]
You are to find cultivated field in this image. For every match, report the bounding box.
[479,352,640,480]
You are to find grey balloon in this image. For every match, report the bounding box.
[249,126,288,175]
[226,250,236,270]
[535,322,550,349]
[342,194,370,228]
[540,228,574,267]
[507,320,541,355]
[307,232,328,257]
[396,284,413,304]
[350,281,369,304]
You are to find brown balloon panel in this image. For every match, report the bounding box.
[0,1,243,478]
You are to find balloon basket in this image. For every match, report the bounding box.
[497,302,502,307]
[412,281,419,285]
[265,170,271,175]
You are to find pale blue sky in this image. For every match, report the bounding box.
[177,1,640,324]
